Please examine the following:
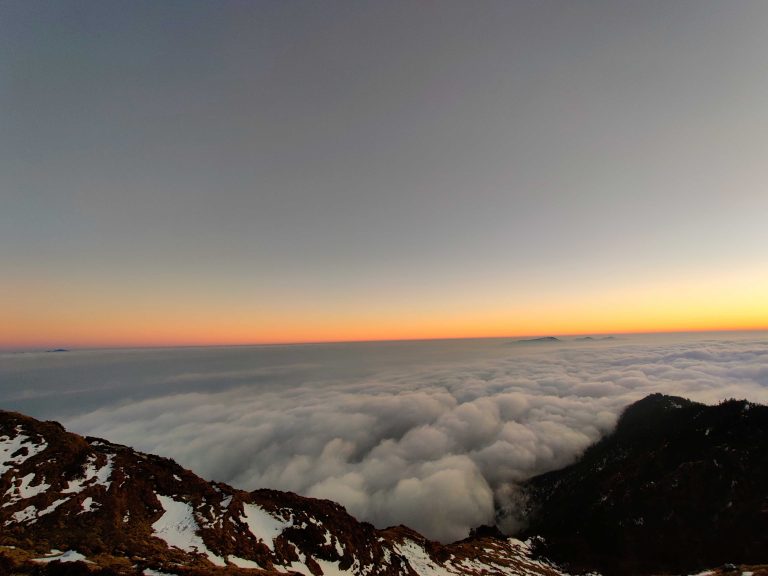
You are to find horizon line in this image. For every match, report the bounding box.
[2,326,767,354]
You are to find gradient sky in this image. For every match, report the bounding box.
[2,1,768,348]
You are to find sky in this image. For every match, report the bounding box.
[2,1,768,348]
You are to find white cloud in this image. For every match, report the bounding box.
[64,335,768,542]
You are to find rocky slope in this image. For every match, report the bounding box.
[521,393,768,575]
[0,410,565,576]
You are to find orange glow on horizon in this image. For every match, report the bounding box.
[4,265,767,350]
[4,324,768,351]
[4,307,768,350]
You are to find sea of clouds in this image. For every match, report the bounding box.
[37,335,768,542]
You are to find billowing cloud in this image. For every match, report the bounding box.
[62,335,768,542]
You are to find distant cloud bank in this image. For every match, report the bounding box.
[66,336,768,542]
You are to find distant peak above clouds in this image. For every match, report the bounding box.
[510,336,562,344]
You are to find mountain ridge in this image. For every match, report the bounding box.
[521,393,768,575]
[0,409,564,576]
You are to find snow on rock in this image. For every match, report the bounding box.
[151,494,226,567]
[315,559,357,576]
[62,454,114,493]
[228,556,264,569]
[17,473,50,498]
[393,539,451,576]
[7,505,37,525]
[3,472,51,506]
[32,550,90,563]
[241,503,292,551]
[38,497,69,517]
[80,496,99,513]
[281,548,313,576]
[320,529,347,562]
[4,495,69,526]
[0,428,48,476]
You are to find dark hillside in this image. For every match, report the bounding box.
[522,393,768,575]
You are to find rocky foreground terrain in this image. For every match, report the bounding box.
[0,409,567,576]
[1,395,767,576]
[522,394,768,575]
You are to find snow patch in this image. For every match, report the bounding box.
[281,548,313,576]
[63,454,114,493]
[315,559,356,576]
[241,503,292,551]
[80,496,99,513]
[32,550,90,563]
[7,505,37,525]
[3,472,51,506]
[0,428,48,476]
[39,497,69,516]
[393,539,451,576]
[152,494,226,566]
[228,556,264,569]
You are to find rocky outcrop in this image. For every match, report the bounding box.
[521,394,768,575]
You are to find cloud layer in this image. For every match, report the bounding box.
[64,335,768,542]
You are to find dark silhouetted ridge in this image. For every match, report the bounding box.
[511,337,561,344]
[521,393,768,575]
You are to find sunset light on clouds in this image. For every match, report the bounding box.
[2,1,768,349]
